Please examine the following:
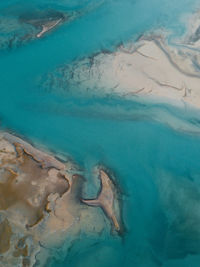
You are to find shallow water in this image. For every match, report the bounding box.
[1,0,200,266]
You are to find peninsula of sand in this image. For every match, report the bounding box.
[0,131,123,267]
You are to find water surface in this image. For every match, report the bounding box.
[1,0,200,266]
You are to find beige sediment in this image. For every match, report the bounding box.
[46,24,200,110]
[3,132,66,170]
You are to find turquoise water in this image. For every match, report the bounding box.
[1,0,200,266]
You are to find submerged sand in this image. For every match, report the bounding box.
[41,10,200,110]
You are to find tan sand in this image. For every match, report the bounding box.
[0,132,117,267]
[81,168,122,233]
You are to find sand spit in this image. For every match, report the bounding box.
[19,9,67,39]
[82,168,123,234]
[0,1,104,50]
[0,6,85,50]
[0,132,123,266]
[41,11,200,110]
[36,18,63,38]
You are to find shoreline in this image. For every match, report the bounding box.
[0,131,124,266]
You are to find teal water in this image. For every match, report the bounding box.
[1,0,200,266]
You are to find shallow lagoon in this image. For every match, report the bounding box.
[1,0,200,266]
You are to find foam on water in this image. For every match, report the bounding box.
[1,0,200,266]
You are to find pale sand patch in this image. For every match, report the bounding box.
[41,7,200,111]
[52,35,200,109]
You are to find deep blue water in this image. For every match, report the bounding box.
[1,0,200,266]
